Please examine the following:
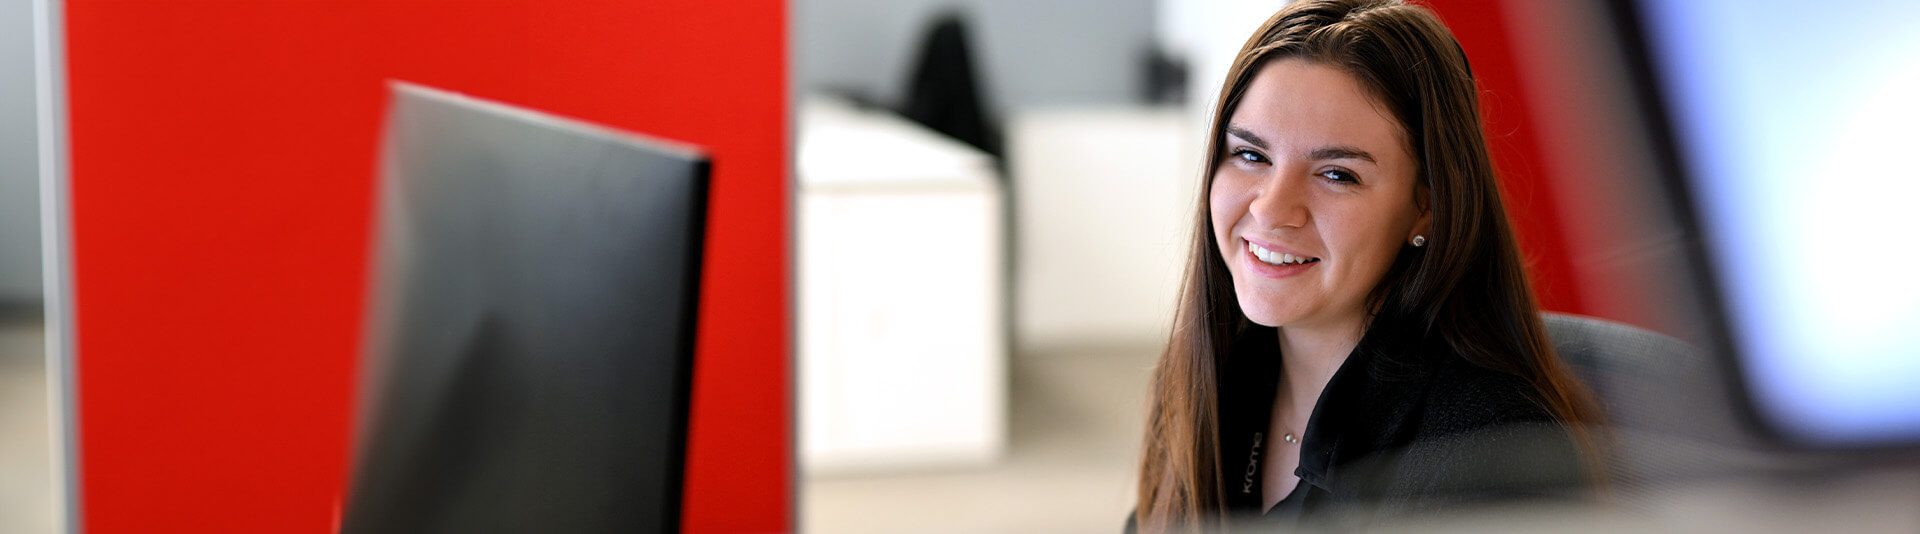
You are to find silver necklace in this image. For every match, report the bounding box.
[1276,399,1303,445]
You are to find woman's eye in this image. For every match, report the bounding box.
[1319,169,1360,184]
[1231,148,1268,164]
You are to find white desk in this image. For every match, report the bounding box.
[797,97,1006,474]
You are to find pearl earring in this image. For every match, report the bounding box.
[1411,235,1427,247]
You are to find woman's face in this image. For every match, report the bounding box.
[1210,58,1428,331]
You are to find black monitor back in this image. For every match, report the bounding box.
[345,82,708,533]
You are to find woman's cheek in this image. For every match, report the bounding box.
[1207,184,1241,246]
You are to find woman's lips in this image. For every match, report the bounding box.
[1243,238,1319,279]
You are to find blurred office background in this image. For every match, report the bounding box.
[796,0,1198,531]
[5,0,1919,532]
[1,0,52,529]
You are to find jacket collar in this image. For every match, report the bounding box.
[1220,322,1437,501]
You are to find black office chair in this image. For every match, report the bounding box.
[899,13,1001,159]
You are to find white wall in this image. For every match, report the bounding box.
[0,0,42,305]
[796,0,1156,110]
[1156,0,1291,132]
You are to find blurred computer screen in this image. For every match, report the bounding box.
[1629,0,1920,448]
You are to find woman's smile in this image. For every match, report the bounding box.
[1243,238,1321,279]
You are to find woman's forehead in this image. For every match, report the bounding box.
[1227,59,1409,160]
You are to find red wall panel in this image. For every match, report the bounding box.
[1424,0,1588,315]
[65,1,786,532]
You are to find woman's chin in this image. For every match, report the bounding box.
[1237,298,1306,328]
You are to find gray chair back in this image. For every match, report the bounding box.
[1542,312,1767,507]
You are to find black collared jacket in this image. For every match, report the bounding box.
[1130,325,1587,532]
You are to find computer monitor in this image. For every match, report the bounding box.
[344,82,709,532]
[1614,0,1920,449]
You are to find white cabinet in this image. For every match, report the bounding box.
[1008,107,1198,350]
[798,97,1006,474]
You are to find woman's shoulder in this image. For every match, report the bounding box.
[1413,353,1558,436]
[1370,353,1586,508]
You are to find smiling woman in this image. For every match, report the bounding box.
[1131,1,1606,531]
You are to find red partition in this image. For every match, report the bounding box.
[66,1,787,532]
[1423,0,1588,316]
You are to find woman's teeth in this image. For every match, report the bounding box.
[1248,241,1320,266]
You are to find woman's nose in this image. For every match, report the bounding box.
[1248,172,1310,229]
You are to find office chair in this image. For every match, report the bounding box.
[1542,312,1776,509]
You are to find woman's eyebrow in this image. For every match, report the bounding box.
[1228,125,1377,164]
[1226,125,1269,149]
[1310,146,1376,163]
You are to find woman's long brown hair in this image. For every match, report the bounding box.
[1134,1,1606,531]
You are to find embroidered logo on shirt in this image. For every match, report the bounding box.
[1243,431,1263,494]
